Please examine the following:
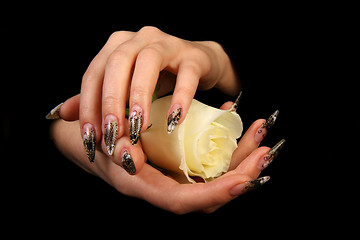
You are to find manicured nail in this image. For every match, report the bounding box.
[259,139,285,170]
[129,106,143,145]
[104,115,118,156]
[82,123,96,163]
[167,105,182,134]
[45,103,63,119]
[230,91,242,112]
[230,176,270,196]
[254,110,279,143]
[121,150,136,174]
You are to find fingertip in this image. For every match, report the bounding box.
[113,137,146,175]
[60,94,80,121]
[219,101,234,110]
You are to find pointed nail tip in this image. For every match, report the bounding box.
[45,103,63,120]
[262,176,271,183]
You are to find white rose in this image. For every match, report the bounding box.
[140,95,243,183]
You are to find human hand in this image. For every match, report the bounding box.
[49,100,284,214]
[77,26,240,169]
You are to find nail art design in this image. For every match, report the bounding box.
[245,176,271,192]
[229,176,270,196]
[230,91,242,112]
[254,110,279,143]
[121,150,136,174]
[129,110,142,145]
[167,107,182,134]
[261,139,286,169]
[45,103,63,119]
[104,115,118,156]
[82,123,96,163]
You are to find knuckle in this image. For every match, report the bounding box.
[137,44,162,60]
[138,26,161,35]
[102,95,122,110]
[107,47,130,66]
[108,30,134,42]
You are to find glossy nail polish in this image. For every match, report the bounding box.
[229,176,270,196]
[254,110,279,143]
[45,103,63,119]
[259,139,285,170]
[82,123,96,163]
[230,91,242,112]
[129,107,143,145]
[245,176,271,192]
[167,106,182,134]
[121,150,136,174]
[104,115,118,156]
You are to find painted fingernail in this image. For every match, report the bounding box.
[230,176,270,196]
[45,103,63,119]
[245,176,271,192]
[129,106,143,145]
[230,91,242,112]
[121,150,136,174]
[260,139,286,170]
[104,115,118,156]
[82,123,96,163]
[167,105,182,134]
[254,110,279,143]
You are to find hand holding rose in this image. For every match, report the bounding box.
[47,27,285,213]
[49,95,284,213]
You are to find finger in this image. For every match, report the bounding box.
[59,94,80,121]
[229,110,280,170]
[234,138,285,179]
[79,32,135,161]
[167,62,200,134]
[229,119,265,170]
[128,43,171,144]
[219,101,234,110]
[111,134,146,175]
[102,37,150,152]
[136,169,250,214]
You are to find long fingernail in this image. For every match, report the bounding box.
[121,150,136,174]
[254,110,279,143]
[45,103,63,119]
[259,139,285,170]
[230,176,270,196]
[82,123,96,163]
[230,91,242,112]
[104,115,118,156]
[167,105,182,134]
[129,106,143,145]
[245,176,271,192]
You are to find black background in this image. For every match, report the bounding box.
[1,8,339,237]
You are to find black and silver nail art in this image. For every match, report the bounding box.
[45,103,63,120]
[82,124,96,163]
[167,108,182,134]
[121,151,136,174]
[255,110,279,143]
[245,176,270,192]
[262,139,286,169]
[263,110,279,131]
[104,121,118,156]
[129,111,142,145]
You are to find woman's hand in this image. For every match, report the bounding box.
[79,26,239,168]
[50,101,282,214]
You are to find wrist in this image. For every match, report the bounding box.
[198,41,240,96]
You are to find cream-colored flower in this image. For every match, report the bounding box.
[140,95,243,183]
